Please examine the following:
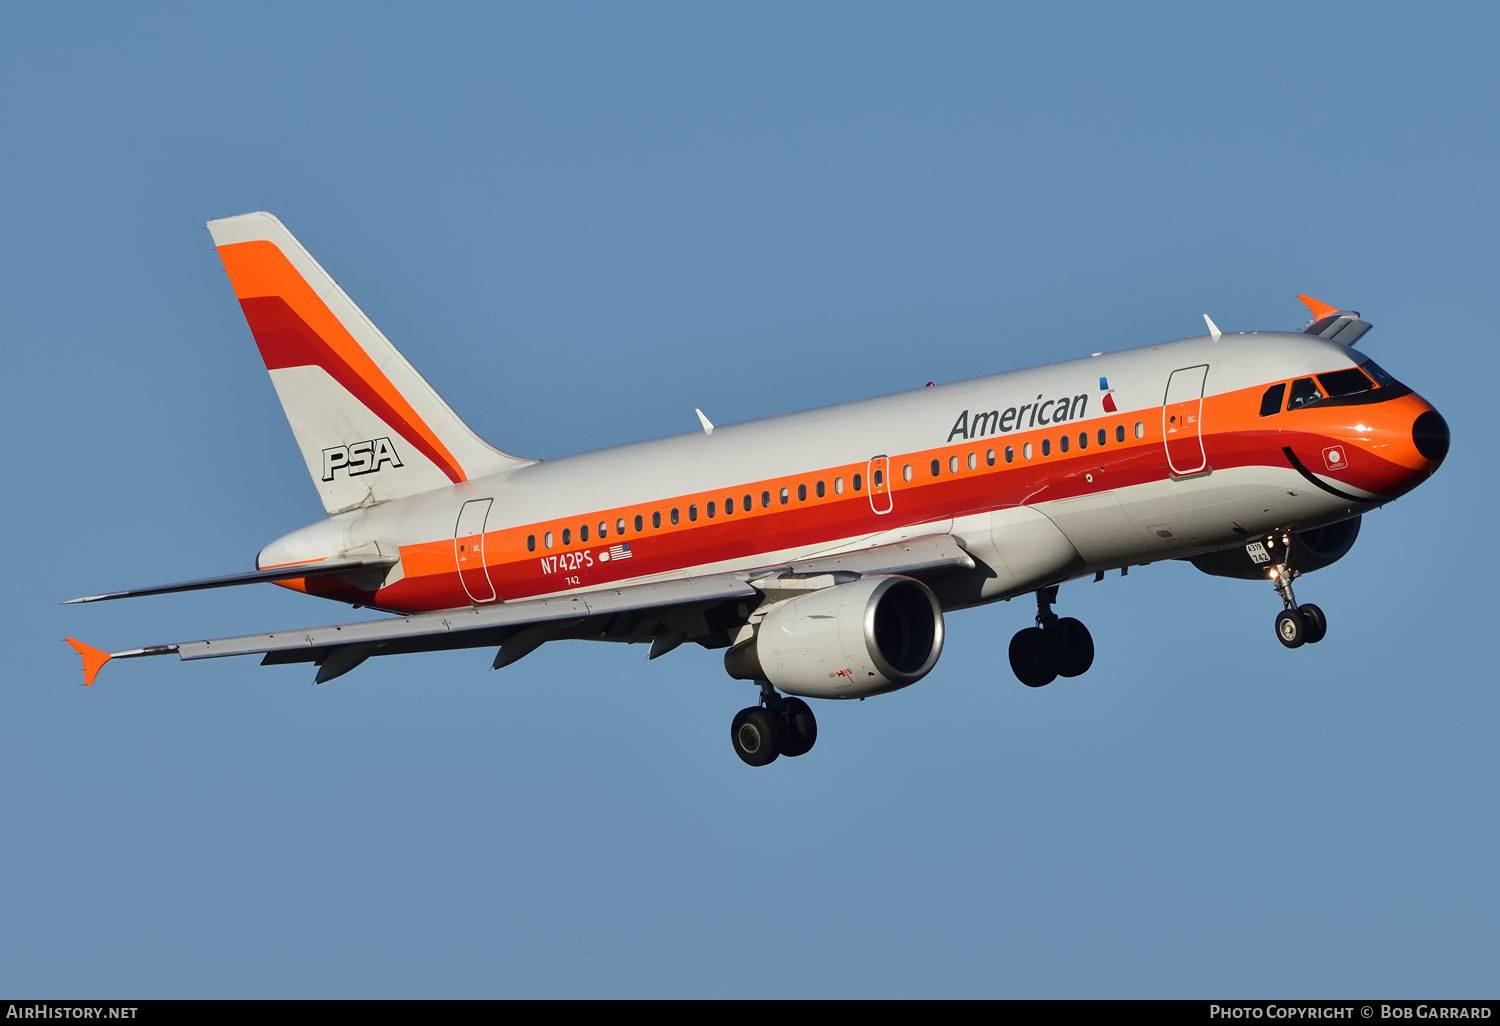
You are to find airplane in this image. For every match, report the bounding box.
[65,212,1450,766]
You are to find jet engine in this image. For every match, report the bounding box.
[724,576,944,699]
[1187,516,1362,581]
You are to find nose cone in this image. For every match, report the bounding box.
[1412,409,1450,466]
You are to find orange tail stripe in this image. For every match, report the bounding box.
[215,240,468,484]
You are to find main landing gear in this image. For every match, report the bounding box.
[1266,533,1327,649]
[730,682,818,767]
[1008,585,1094,688]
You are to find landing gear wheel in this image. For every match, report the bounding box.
[731,706,782,766]
[1298,603,1327,645]
[1053,617,1095,678]
[1275,609,1306,649]
[779,697,817,758]
[1009,627,1057,688]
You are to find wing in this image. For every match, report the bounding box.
[66,535,975,685]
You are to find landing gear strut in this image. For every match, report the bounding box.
[1267,532,1327,649]
[1008,585,1094,687]
[730,682,818,767]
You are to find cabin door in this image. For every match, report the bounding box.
[1162,365,1209,477]
[454,498,498,604]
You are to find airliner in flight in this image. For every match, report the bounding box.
[65,212,1450,766]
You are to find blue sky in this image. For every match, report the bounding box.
[3,2,1496,999]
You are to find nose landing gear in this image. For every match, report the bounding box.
[1008,586,1095,687]
[1267,533,1327,649]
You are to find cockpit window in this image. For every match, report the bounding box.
[1318,367,1376,399]
[1287,377,1324,410]
[1259,382,1287,417]
[1358,356,1395,387]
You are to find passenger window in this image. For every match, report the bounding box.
[873,469,883,487]
[1116,425,1126,443]
[1078,431,1087,450]
[688,504,697,522]
[743,494,752,511]
[527,534,536,552]
[762,491,771,508]
[852,474,862,492]
[1319,367,1376,399]
[598,522,607,539]
[634,514,644,532]
[950,455,959,473]
[1023,442,1033,460]
[834,477,844,495]
[1134,421,1144,439]
[1098,428,1106,446]
[986,449,995,467]
[580,524,589,542]
[562,528,571,546]
[1059,435,1069,453]
[671,508,680,525]
[707,501,715,518]
[931,459,940,477]
[652,511,661,528]
[1005,445,1014,463]
[816,480,825,498]
[544,530,554,549]
[797,483,807,501]
[779,487,789,505]
[903,464,913,482]
[617,518,626,535]
[1260,382,1287,416]
[1042,438,1051,456]
[725,496,734,515]
[1287,377,1324,409]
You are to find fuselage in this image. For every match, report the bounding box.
[259,330,1447,615]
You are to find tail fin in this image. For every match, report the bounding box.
[207,212,534,514]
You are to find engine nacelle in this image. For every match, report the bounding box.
[1187,516,1362,581]
[724,576,945,699]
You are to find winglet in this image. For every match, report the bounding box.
[695,408,714,436]
[1297,294,1340,321]
[65,638,112,686]
[1203,314,1222,342]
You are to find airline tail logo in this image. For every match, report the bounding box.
[322,437,403,481]
[1099,376,1118,414]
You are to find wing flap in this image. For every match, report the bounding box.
[176,575,757,662]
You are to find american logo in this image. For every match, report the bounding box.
[1099,375,1118,414]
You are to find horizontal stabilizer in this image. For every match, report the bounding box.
[62,557,398,604]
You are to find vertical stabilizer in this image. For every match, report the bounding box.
[207,212,533,514]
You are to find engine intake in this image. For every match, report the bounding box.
[1187,516,1362,580]
[724,576,945,699]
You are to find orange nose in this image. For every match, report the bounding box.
[1412,409,1449,467]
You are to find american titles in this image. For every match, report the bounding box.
[947,392,1089,443]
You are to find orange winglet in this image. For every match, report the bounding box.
[65,638,112,686]
[1297,294,1340,321]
